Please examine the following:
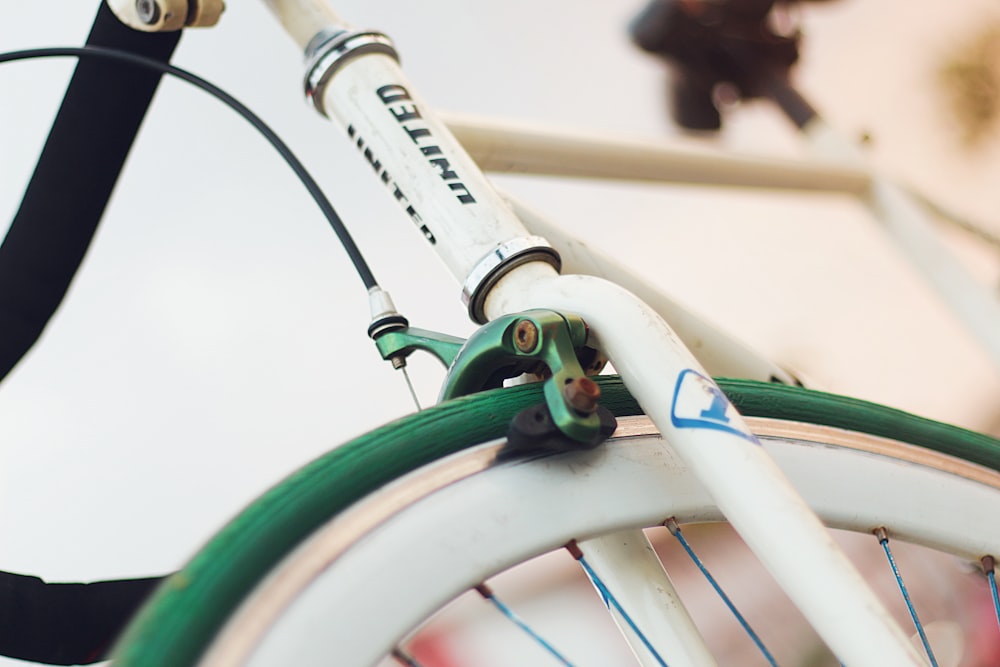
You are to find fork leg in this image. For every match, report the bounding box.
[486,267,926,667]
[577,531,718,667]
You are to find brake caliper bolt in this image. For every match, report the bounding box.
[564,376,601,414]
[513,319,538,353]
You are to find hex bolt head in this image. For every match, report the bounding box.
[564,376,601,414]
[513,319,539,353]
[135,0,161,24]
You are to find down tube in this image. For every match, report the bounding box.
[486,267,926,667]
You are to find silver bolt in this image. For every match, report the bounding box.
[513,319,538,353]
[135,0,161,25]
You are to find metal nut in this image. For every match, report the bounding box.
[563,376,601,414]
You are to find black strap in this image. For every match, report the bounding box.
[0,571,164,664]
[0,7,178,662]
[0,3,181,382]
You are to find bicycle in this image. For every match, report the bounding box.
[1,1,1000,667]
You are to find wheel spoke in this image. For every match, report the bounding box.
[876,528,939,667]
[475,583,577,666]
[574,531,717,667]
[983,556,1000,635]
[568,540,671,667]
[664,519,779,667]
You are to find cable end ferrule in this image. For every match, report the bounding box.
[367,286,408,339]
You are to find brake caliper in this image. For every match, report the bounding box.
[445,310,615,456]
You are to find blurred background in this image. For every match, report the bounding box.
[2,0,1000,664]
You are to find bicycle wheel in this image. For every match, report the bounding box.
[111,377,1000,666]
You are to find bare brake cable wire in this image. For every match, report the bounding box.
[0,46,379,292]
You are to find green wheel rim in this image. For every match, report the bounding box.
[111,377,1000,666]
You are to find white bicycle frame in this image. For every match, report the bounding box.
[88,0,1000,663]
[201,0,1000,665]
[251,1,947,665]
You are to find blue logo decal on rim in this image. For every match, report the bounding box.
[670,369,758,443]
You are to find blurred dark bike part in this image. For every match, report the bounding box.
[630,0,834,130]
[938,21,1000,148]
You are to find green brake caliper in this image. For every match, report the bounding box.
[373,310,615,455]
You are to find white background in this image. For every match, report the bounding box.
[1,0,1000,661]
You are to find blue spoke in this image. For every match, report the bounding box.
[476,584,577,666]
[664,519,779,667]
[392,647,426,667]
[563,544,670,667]
[876,528,939,667]
[984,556,1000,635]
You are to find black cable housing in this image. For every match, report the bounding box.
[0,46,380,291]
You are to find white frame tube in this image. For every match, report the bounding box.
[812,120,1000,372]
[317,53,538,285]
[442,112,871,193]
[867,179,1000,365]
[262,0,342,49]
[485,265,925,666]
